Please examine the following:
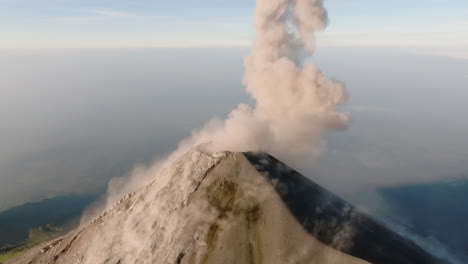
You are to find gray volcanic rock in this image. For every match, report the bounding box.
[7,150,443,264]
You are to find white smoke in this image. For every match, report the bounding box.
[100,0,348,211]
[178,0,347,157]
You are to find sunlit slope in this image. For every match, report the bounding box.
[8,150,442,264]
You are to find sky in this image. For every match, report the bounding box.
[0,0,468,210]
[1,47,467,211]
[1,0,468,57]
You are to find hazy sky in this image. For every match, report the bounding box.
[0,1,467,211]
[1,47,467,211]
[1,0,467,57]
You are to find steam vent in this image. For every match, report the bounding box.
[8,150,445,264]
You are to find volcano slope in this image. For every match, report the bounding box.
[7,150,444,264]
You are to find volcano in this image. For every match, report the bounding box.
[7,149,444,264]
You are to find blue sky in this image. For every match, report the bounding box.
[1,0,467,56]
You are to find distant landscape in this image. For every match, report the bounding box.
[0,192,101,262]
[377,179,468,262]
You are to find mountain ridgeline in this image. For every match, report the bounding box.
[7,150,445,264]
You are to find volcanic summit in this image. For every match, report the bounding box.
[8,149,443,264]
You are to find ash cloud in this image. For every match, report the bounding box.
[103,0,348,209]
[187,0,348,158]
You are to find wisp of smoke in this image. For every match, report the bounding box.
[98,0,348,212]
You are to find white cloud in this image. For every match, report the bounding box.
[407,49,468,60]
[52,9,151,22]
[318,29,468,48]
[90,9,133,18]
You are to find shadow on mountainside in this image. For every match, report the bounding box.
[244,152,448,264]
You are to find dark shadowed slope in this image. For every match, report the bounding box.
[244,152,447,264]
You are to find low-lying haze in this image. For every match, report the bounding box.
[1,47,467,211]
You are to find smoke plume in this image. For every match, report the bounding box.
[101,0,348,210]
[180,0,347,157]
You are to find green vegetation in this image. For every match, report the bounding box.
[0,192,102,263]
[0,225,63,262]
[0,192,101,248]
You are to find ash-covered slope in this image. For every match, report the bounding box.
[8,150,443,264]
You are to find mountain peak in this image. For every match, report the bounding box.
[8,150,443,264]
